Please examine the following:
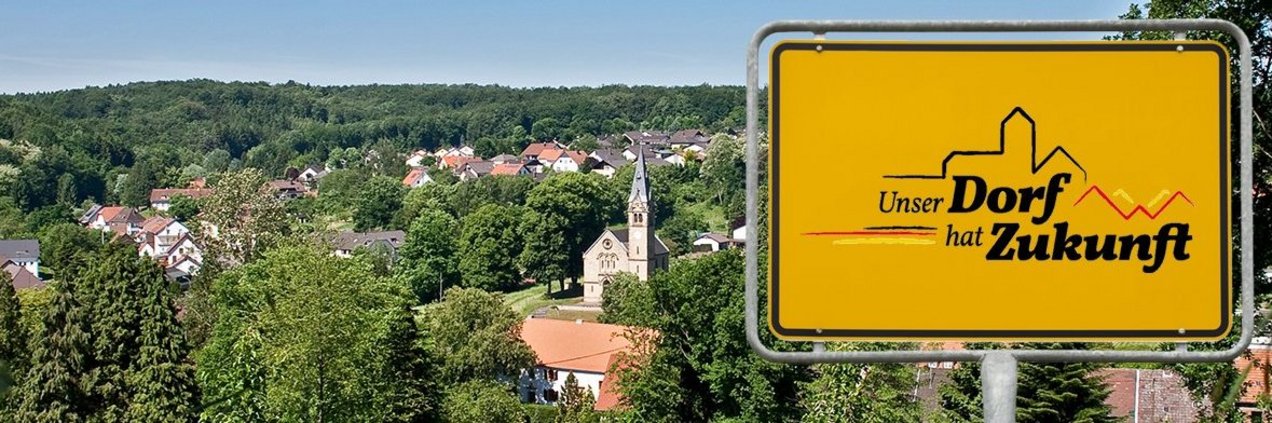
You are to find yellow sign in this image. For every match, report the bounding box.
[768,41,1231,341]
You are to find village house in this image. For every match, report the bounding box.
[297,164,329,186]
[331,230,406,259]
[457,160,496,181]
[3,256,43,290]
[517,318,641,411]
[135,217,203,280]
[581,150,669,304]
[439,155,479,170]
[520,141,567,161]
[267,179,309,200]
[623,131,669,148]
[82,205,145,236]
[491,162,530,177]
[402,167,433,188]
[490,153,519,164]
[692,232,742,252]
[432,145,475,158]
[149,188,214,211]
[0,239,40,278]
[668,129,711,153]
[540,149,590,173]
[586,149,628,178]
[405,150,431,167]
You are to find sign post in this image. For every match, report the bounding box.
[745,20,1252,423]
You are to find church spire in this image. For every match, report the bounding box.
[629,143,651,204]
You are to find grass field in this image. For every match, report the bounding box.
[502,281,582,317]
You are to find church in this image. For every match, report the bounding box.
[581,149,669,304]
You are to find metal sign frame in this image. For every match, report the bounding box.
[745,20,1252,421]
[746,19,1252,363]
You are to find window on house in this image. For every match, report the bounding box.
[544,389,558,402]
[547,369,558,381]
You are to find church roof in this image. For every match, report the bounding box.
[628,145,651,204]
[604,228,669,256]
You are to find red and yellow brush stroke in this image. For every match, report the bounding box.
[802,230,937,245]
[1073,185,1194,220]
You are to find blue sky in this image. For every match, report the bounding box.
[0,1,1134,94]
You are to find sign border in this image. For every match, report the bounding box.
[743,19,1253,365]
[769,41,1231,340]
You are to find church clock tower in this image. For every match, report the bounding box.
[626,145,657,280]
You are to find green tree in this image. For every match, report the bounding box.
[801,343,921,422]
[608,251,809,421]
[354,176,406,231]
[197,245,433,422]
[78,245,157,423]
[0,271,26,387]
[441,380,526,423]
[202,149,232,173]
[556,372,599,423]
[199,168,288,264]
[13,278,93,423]
[598,273,656,327]
[518,210,569,293]
[397,208,460,303]
[122,267,200,422]
[531,118,564,141]
[699,134,744,207]
[394,182,454,228]
[37,223,97,280]
[524,173,619,284]
[939,344,1114,423]
[424,287,535,385]
[448,175,534,218]
[458,204,524,292]
[120,162,158,208]
[166,195,200,222]
[56,173,76,206]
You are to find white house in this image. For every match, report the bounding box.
[518,318,642,411]
[731,224,748,242]
[83,206,145,236]
[402,167,433,188]
[136,217,191,259]
[692,232,742,253]
[542,149,589,173]
[149,188,213,212]
[406,150,431,167]
[0,239,40,277]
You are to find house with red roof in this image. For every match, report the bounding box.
[520,141,567,161]
[83,205,146,235]
[518,318,647,411]
[542,149,590,173]
[491,163,530,177]
[402,167,433,188]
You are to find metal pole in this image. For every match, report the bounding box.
[981,352,1017,423]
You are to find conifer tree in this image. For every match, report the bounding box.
[939,343,1114,423]
[14,279,92,423]
[556,372,598,423]
[0,271,25,381]
[79,245,150,422]
[123,275,200,423]
[377,305,436,423]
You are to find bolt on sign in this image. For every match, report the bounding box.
[769,41,1231,341]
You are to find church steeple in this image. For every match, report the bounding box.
[626,143,655,269]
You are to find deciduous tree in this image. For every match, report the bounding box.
[458,204,524,292]
[423,287,534,386]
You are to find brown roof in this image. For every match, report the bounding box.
[1,257,42,290]
[1100,368,1199,421]
[267,179,306,191]
[521,142,564,157]
[149,188,213,203]
[140,217,175,235]
[563,150,589,165]
[441,155,479,169]
[490,163,526,176]
[520,318,638,374]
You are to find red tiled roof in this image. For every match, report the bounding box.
[537,148,566,162]
[97,206,125,222]
[149,188,213,203]
[519,318,638,374]
[402,168,428,186]
[521,142,563,157]
[440,155,479,169]
[595,353,628,411]
[140,217,175,235]
[490,163,526,176]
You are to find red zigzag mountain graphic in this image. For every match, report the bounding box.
[1072,185,1194,220]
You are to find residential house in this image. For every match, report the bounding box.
[3,257,43,290]
[541,149,589,173]
[135,217,203,278]
[520,141,567,161]
[692,233,742,252]
[150,188,214,211]
[669,129,710,151]
[84,206,145,236]
[518,318,644,411]
[585,149,628,178]
[267,179,309,200]
[0,239,40,277]
[730,219,748,242]
[491,163,530,177]
[402,167,434,188]
[439,155,480,170]
[457,160,497,181]
[406,150,431,167]
[433,145,475,158]
[331,230,407,259]
[622,131,669,147]
[1236,341,1272,420]
[298,164,329,185]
